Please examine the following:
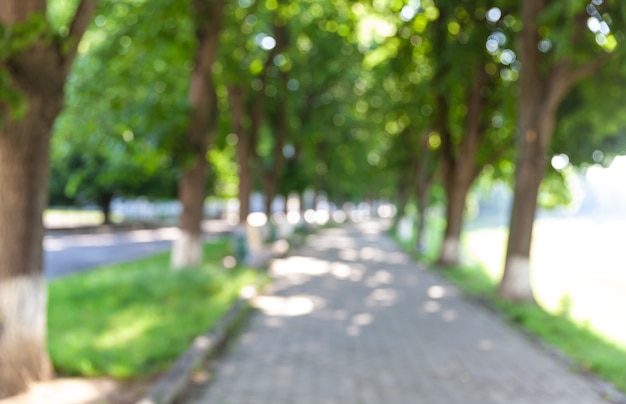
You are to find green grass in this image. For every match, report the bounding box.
[48,239,265,379]
[391,219,626,394]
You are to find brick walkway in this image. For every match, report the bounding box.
[181,221,610,404]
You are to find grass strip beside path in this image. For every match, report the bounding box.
[48,239,264,379]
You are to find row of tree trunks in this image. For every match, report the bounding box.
[229,8,290,224]
[171,0,225,269]
[260,18,289,219]
[437,64,487,266]
[261,91,289,219]
[227,85,263,224]
[413,133,434,255]
[0,0,99,396]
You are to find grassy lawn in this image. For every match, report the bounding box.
[48,239,264,379]
[393,215,626,393]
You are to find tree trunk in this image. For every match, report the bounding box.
[171,156,207,268]
[498,151,545,302]
[497,0,595,302]
[228,86,259,225]
[0,96,59,398]
[0,0,97,395]
[99,193,114,224]
[261,91,288,219]
[171,0,225,269]
[415,181,430,254]
[260,19,289,220]
[436,64,486,266]
[237,136,253,224]
[392,182,410,230]
[438,179,473,266]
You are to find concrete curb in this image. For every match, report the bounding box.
[135,298,252,404]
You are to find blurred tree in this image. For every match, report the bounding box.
[224,0,366,220]
[499,1,626,303]
[170,0,226,269]
[49,0,191,222]
[428,2,516,266]
[0,0,98,396]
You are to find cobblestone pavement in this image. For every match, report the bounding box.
[181,221,610,404]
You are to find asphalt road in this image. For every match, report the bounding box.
[44,221,233,280]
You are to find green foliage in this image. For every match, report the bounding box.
[48,239,265,378]
[50,0,195,206]
[0,12,52,60]
[0,70,27,122]
[0,12,51,125]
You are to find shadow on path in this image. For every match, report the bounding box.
[180,220,609,404]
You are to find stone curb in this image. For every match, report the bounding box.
[135,297,252,404]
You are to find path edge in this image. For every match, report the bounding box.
[134,296,253,404]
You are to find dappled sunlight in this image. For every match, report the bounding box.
[478,339,494,351]
[442,309,458,322]
[365,288,398,307]
[427,285,446,299]
[269,255,372,288]
[360,246,408,265]
[251,295,325,317]
[364,269,394,288]
[345,312,376,337]
[359,220,384,234]
[330,262,365,281]
[0,378,119,404]
[311,236,357,252]
[422,300,441,313]
[93,313,160,350]
[351,312,374,326]
[374,269,394,284]
[339,248,360,261]
[270,256,330,277]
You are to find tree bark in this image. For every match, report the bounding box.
[498,0,605,302]
[0,0,97,396]
[436,63,487,266]
[171,0,225,269]
[227,86,255,224]
[99,192,114,224]
[172,156,208,268]
[499,0,555,302]
[438,180,472,265]
[0,95,60,398]
[415,176,430,254]
[392,181,410,230]
[260,24,289,219]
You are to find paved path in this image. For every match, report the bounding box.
[181,221,610,404]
